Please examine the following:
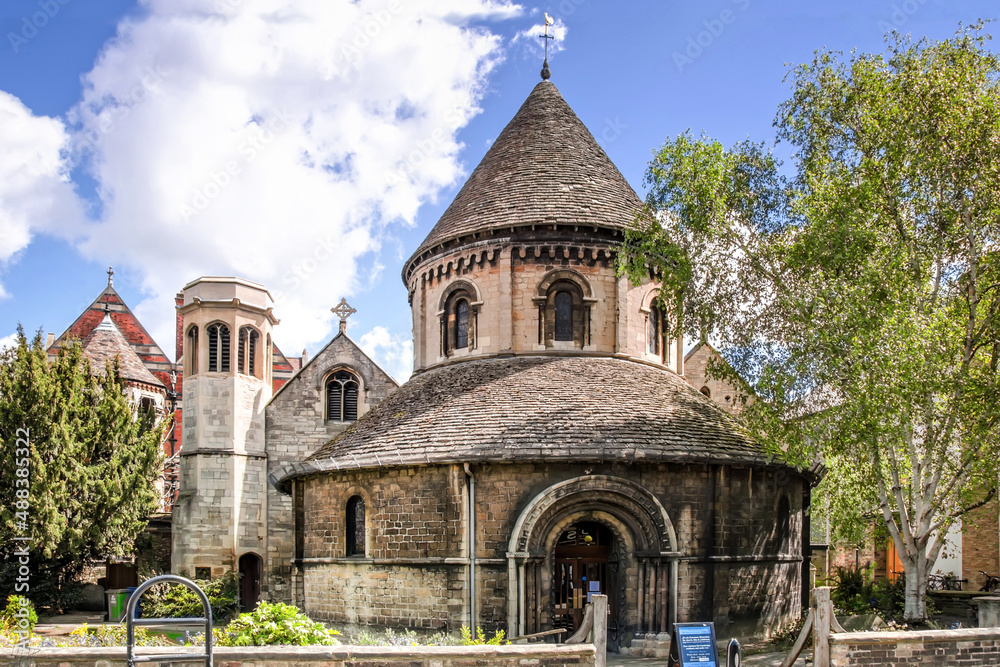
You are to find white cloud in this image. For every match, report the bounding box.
[46,0,521,357]
[359,325,413,383]
[0,332,17,351]
[0,92,84,299]
[510,14,568,61]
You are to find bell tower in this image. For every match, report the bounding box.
[171,277,277,592]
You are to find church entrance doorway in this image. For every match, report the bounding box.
[238,552,262,613]
[552,521,619,645]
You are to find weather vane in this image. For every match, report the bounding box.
[538,12,554,80]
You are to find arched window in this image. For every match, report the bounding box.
[537,272,589,348]
[238,326,260,377]
[441,284,477,356]
[648,303,661,355]
[454,299,470,350]
[700,386,712,398]
[346,495,366,557]
[777,495,791,554]
[207,323,230,372]
[326,370,359,422]
[186,326,199,375]
[554,291,573,341]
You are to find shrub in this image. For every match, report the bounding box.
[63,624,173,647]
[459,626,507,646]
[1,595,37,634]
[140,571,239,622]
[830,566,876,615]
[215,601,340,646]
[870,576,906,619]
[349,628,452,646]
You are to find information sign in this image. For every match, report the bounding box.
[667,622,719,667]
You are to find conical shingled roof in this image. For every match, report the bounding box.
[82,314,164,388]
[404,81,643,279]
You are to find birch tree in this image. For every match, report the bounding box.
[620,25,1000,621]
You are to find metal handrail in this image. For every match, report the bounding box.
[125,574,213,667]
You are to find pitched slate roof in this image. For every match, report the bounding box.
[403,81,643,280]
[82,313,164,388]
[49,279,173,387]
[271,356,789,490]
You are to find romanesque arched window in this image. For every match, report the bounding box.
[536,273,590,348]
[648,302,661,356]
[186,326,199,375]
[207,323,230,372]
[326,370,359,422]
[700,386,712,398]
[454,299,470,349]
[238,326,260,378]
[554,291,573,341]
[346,495,366,557]
[441,282,478,357]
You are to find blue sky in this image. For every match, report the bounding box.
[0,0,995,381]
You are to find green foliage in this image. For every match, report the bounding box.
[0,329,166,611]
[459,626,507,646]
[140,571,240,622]
[0,623,176,648]
[624,23,1000,622]
[768,612,808,651]
[831,566,876,615]
[831,566,908,620]
[349,628,454,646]
[215,601,340,646]
[1,595,37,633]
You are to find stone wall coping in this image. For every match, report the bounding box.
[830,626,1000,646]
[0,643,596,661]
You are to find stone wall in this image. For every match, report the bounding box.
[682,344,748,416]
[829,627,1000,666]
[266,333,399,602]
[299,460,805,642]
[173,367,271,578]
[0,644,594,667]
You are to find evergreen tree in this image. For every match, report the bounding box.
[0,328,165,611]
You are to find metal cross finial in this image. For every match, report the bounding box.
[538,12,555,80]
[107,266,115,287]
[332,298,356,334]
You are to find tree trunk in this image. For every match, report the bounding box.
[902,552,928,622]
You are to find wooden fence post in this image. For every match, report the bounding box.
[813,586,832,667]
[592,594,607,667]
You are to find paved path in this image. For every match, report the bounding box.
[607,651,808,666]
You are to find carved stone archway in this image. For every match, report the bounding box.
[506,476,681,644]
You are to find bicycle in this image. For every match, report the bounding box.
[981,571,1000,593]
[929,573,967,591]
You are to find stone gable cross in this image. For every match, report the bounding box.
[332,298,356,334]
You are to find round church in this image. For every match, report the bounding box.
[269,78,812,649]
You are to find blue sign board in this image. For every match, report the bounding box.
[668,622,719,667]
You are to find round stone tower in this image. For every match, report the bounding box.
[274,80,811,649]
[172,277,277,603]
[404,80,680,374]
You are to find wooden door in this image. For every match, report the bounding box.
[552,522,616,641]
[238,553,261,613]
